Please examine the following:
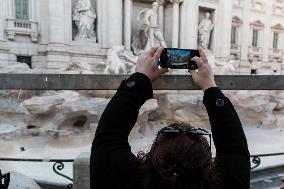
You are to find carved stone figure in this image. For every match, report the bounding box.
[198,12,214,50]
[213,59,237,75]
[138,2,167,50]
[104,46,135,74]
[73,0,96,40]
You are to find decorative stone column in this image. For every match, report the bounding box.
[0,0,9,66]
[240,0,251,73]
[100,0,123,48]
[215,0,232,63]
[170,0,183,48]
[180,0,198,49]
[47,0,71,70]
[124,0,132,50]
[157,0,165,33]
[48,0,66,44]
[262,1,273,64]
[0,0,5,41]
[7,0,14,18]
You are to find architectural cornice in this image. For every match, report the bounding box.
[272,24,284,32]
[250,20,265,29]
[232,16,243,25]
[170,0,183,4]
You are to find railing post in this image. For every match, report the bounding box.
[73,153,90,189]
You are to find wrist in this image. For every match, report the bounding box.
[135,71,153,81]
[201,82,217,91]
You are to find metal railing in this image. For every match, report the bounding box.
[1,74,284,188]
[250,152,284,170]
[0,158,73,189]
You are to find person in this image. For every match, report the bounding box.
[90,47,251,189]
[281,177,284,189]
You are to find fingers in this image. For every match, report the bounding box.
[153,47,164,60]
[191,57,203,68]
[145,47,159,57]
[158,68,169,75]
[189,70,197,78]
[198,49,208,64]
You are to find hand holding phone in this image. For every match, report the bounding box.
[189,50,217,91]
[159,48,200,70]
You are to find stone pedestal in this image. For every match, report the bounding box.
[73,153,90,189]
[46,44,71,70]
[0,43,10,66]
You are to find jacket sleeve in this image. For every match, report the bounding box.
[90,72,153,189]
[203,87,250,189]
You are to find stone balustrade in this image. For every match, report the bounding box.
[269,48,283,57]
[6,18,39,42]
[248,46,263,61]
[269,48,283,63]
[231,44,241,60]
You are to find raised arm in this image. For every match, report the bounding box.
[90,47,168,189]
[190,50,250,189]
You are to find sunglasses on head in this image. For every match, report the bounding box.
[157,126,212,149]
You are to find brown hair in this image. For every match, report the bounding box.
[137,123,221,189]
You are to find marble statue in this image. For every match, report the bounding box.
[138,2,167,50]
[104,46,135,74]
[198,12,214,50]
[214,59,237,75]
[72,0,96,40]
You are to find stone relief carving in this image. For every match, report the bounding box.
[198,12,214,51]
[273,5,284,15]
[104,46,135,74]
[234,0,242,6]
[138,2,167,50]
[72,0,97,40]
[252,0,265,11]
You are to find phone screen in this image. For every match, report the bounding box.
[160,48,200,70]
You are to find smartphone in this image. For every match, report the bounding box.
[160,48,200,70]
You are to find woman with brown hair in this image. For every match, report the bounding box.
[90,47,250,189]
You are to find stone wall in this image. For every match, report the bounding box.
[1,90,283,141]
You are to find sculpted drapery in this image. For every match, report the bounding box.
[73,0,96,40]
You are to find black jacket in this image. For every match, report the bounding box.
[90,73,250,189]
